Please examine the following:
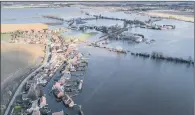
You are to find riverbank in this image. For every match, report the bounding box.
[145,10,194,22]
[1,23,48,33]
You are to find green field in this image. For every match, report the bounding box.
[64,32,97,43]
[1,33,11,42]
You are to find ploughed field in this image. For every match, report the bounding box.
[1,23,47,114]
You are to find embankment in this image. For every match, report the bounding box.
[145,11,194,23]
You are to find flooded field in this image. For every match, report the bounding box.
[1,7,89,24]
[108,19,194,59]
[77,47,194,115]
[1,6,194,115]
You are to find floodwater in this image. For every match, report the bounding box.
[1,7,194,115]
[77,46,194,115]
[1,7,91,24]
[108,19,194,59]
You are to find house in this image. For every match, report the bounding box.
[22,82,39,101]
[40,96,47,108]
[62,94,74,108]
[59,77,66,85]
[53,82,62,91]
[53,89,64,98]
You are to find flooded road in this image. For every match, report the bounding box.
[2,7,194,115]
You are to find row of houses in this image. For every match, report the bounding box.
[10,25,86,114]
[9,28,67,44]
[49,32,85,114]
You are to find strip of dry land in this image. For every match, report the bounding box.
[1,23,47,114]
[1,43,45,114]
[1,23,48,33]
[1,23,47,83]
[145,10,194,22]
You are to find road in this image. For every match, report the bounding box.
[3,35,51,115]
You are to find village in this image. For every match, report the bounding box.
[5,27,87,115]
